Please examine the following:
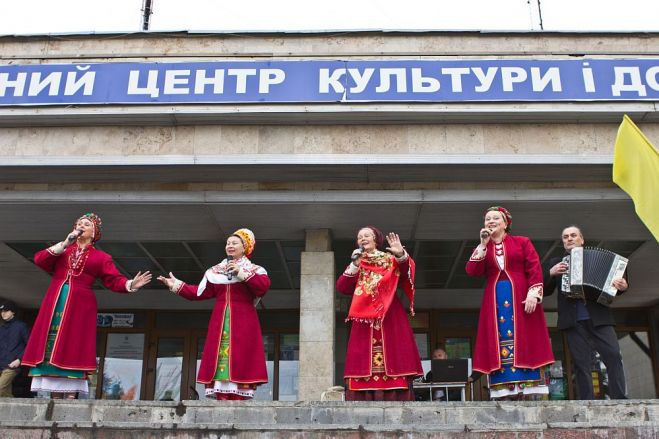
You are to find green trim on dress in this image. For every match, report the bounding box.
[29,283,86,379]
[213,305,230,381]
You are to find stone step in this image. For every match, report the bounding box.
[0,398,657,438]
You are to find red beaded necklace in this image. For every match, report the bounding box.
[68,243,92,277]
[495,242,504,256]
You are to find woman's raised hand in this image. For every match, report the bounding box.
[350,247,364,264]
[131,271,152,290]
[479,228,492,246]
[157,272,178,290]
[385,232,405,258]
[63,228,82,248]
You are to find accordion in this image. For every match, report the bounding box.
[560,247,628,306]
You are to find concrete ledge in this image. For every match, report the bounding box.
[1,399,658,438]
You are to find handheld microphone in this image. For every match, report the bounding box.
[351,246,365,262]
[226,255,234,280]
[480,230,490,240]
[67,229,83,243]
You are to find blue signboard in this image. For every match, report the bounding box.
[1,59,658,106]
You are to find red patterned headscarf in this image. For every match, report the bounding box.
[485,206,512,232]
[75,212,103,242]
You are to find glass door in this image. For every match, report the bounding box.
[154,337,184,401]
[145,330,198,401]
[100,333,145,400]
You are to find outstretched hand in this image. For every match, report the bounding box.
[385,232,405,258]
[131,271,152,290]
[157,272,178,290]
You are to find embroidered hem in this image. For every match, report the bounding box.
[489,383,549,399]
[205,380,255,398]
[30,376,89,394]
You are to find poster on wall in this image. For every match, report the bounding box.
[102,333,144,400]
[97,313,135,328]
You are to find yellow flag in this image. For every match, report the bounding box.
[613,115,659,242]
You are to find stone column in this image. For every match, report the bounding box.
[298,229,335,400]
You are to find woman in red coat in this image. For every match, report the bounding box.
[465,206,554,400]
[22,213,152,399]
[336,226,422,401]
[158,228,270,400]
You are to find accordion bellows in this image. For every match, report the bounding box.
[561,247,629,306]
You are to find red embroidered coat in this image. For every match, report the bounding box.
[176,269,270,384]
[22,246,133,371]
[465,235,554,374]
[337,257,423,379]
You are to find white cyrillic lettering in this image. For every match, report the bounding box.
[348,68,375,93]
[645,66,659,91]
[259,69,285,93]
[194,69,225,94]
[319,68,346,93]
[127,70,160,98]
[411,68,440,92]
[64,70,95,96]
[0,72,27,97]
[530,67,562,92]
[471,67,497,92]
[501,67,527,92]
[581,63,596,93]
[163,70,190,95]
[375,68,407,93]
[27,72,62,96]
[612,67,647,96]
[441,67,470,92]
[227,69,257,94]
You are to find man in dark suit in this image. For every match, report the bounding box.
[544,226,628,400]
[0,300,28,397]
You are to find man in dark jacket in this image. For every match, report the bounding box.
[544,226,628,400]
[0,300,28,397]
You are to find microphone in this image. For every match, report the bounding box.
[67,229,83,243]
[480,229,490,240]
[226,255,234,280]
[351,246,365,262]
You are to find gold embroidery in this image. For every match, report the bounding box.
[355,271,383,296]
[354,251,394,297]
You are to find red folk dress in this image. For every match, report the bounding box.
[465,235,554,375]
[337,251,422,399]
[174,257,270,394]
[22,245,134,372]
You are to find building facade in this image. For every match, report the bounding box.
[0,31,658,401]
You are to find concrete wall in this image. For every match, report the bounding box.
[3,123,655,159]
[3,32,659,59]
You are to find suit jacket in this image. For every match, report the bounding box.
[0,318,28,369]
[543,255,627,330]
